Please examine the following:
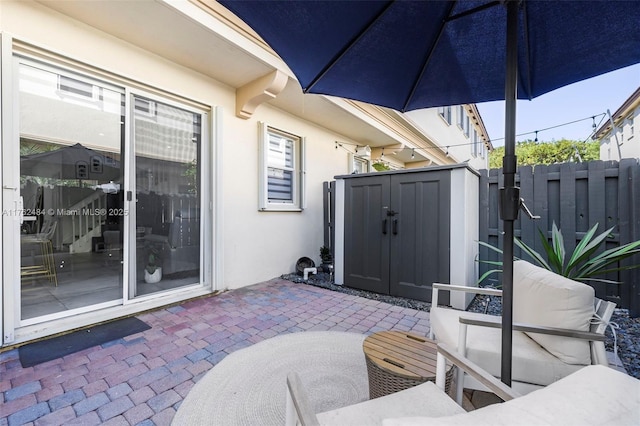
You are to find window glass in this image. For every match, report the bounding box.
[19,61,124,321]
[438,106,451,125]
[259,124,304,210]
[134,95,202,296]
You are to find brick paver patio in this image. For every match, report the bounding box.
[1,278,432,426]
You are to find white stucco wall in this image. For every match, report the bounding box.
[0,1,360,293]
[600,107,640,161]
[405,108,488,171]
[221,107,355,289]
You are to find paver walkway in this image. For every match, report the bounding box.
[1,279,432,426]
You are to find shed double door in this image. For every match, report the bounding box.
[344,171,450,302]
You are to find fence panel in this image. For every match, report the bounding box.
[479,159,640,315]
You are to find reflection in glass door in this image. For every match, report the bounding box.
[18,61,125,321]
[133,95,201,297]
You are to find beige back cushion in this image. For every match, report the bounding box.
[513,260,594,365]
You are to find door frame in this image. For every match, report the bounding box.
[1,36,218,346]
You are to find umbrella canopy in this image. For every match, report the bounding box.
[220,0,640,384]
[220,1,640,112]
[21,143,120,182]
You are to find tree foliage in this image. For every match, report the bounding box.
[489,139,600,169]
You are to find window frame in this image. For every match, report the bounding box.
[258,122,306,211]
[438,106,452,125]
[349,153,371,174]
[472,129,479,157]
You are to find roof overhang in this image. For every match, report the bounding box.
[36,0,454,164]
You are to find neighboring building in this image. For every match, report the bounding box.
[405,104,492,171]
[595,86,640,160]
[0,0,489,347]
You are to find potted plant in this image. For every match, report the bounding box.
[319,245,333,272]
[144,245,162,283]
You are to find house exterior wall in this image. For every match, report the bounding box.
[0,1,371,344]
[405,107,489,171]
[600,107,640,160]
[0,0,493,345]
[221,106,355,288]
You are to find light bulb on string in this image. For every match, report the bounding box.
[534,131,538,142]
[411,148,415,159]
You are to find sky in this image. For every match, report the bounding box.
[476,63,640,147]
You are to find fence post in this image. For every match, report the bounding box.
[620,159,640,316]
[323,181,330,249]
[479,169,490,283]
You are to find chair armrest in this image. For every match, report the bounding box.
[459,316,606,342]
[433,283,503,297]
[431,284,502,313]
[437,343,521,401]
[286,372,320,426]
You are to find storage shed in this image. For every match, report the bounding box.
[334,164,480,309]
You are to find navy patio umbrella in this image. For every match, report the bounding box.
[220,0,640,384]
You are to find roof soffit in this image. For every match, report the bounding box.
[34,0,461,161]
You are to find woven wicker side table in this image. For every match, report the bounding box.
[363,331,454,399]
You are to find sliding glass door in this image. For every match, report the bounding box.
[11,57,206,325]
[132,94,202,297]
[18,60,125,321]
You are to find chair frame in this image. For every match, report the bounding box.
[428,283,616,401]
[285,342,520,426]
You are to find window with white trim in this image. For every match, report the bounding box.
[472,130,479,157]
[349,154,371,174]
[259,123,305,211]
[438,106,451,125]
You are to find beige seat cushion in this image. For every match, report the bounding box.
[430,307,582,386]
[382,365,640,426]
[317,380,464,425]
[513,260,594,365]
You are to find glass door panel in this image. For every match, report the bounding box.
[18,62,125,320]
[133,95,201,296]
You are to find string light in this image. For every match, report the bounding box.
[488,112,607,144]
[381,147,385,158]
[411,148,415,159]
[534,131,538,142]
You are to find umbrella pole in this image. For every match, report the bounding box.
[500,0,520,387]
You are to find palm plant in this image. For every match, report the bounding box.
[479,222,640,285]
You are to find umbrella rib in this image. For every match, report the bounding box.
[402,0,504,111]
[446,1,501,22]
[305,1,395,93]
[401,1,457,112]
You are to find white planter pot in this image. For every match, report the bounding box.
[144,267,162,283]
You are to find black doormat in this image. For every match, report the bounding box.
[18,317,151,368]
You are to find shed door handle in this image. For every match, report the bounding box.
[392,219,398,235]
[382,218,388,235]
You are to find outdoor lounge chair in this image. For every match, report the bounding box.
[285,342,639,426]
[428,260,617,399]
